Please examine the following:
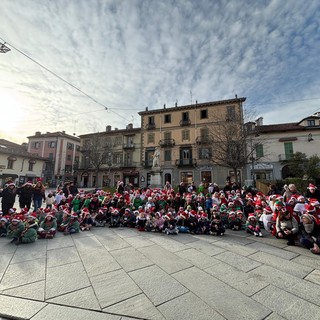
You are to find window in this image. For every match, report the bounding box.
[256,144,264,158]
[147,133,155,143]
[31,142,40,149]
[76,145,81,151]
[200,109,208,119]
[28,163,34,171]
[226,105,236,121]
[114,136,122,145]
[145,151,154,166]
[148,116,155,124]
[7,159,14,169]
[164,150,172,161]
[182,130,190,141]
[284,142,293,160]
[113,153,122,164]
[181,171,193,184]
[65,165,72,173]
[164,114,171,123]
[67,155,72,161]
[182,112,189,121]
[307,119,316,126]
[48,153,54,160]
[49,141,56,148]
[182,149,191,159]
[199,148,211,159]
[67,143,74,150]
[164,131,171,140]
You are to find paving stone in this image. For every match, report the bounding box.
[110,247,153,272]
[249,265,320,307]
[0,254,13,275]
[47,286,101,311]
[246,242,299,260]
[172,266,271,320]
[205,261,269,296]
[265,313,286,320]
[46,235,74,250]
[71,230,94,238]
[291,254,320,269]
[124,235,154,249]
[46,261,90,299]
[0,294,46,319]
[175,248,221,270]
[30,304,120,320]
[91,269,142,309]
[168,234,199,244]
[112,228,140,238]
[129,265,188,306]
[78,247,121,277]
[47,246,80,267]
[252,284,320,320]
[73,235,104,251]
[221,234,255,245]
[138,245,192,274]
[249,251,313,278]
[186,240,226,256]
[215,251,261,272]
[213,239,258,256]
[0,242,16,254]
[99,236,131,251]
[192,234,221,243]
[284,244,320,257]
[11,245,47,264]
[245,235,288,248]
[149,235,190,252]
[158,291,225,320]
[104,293,165,320]
[0,258,46,291]
[305,269,320,285]
[1,280,45,301]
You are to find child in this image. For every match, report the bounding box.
[176,210,190,233]
[197,212,210,234]
[80,209,94,231]
[0,217,9,237]
[246,213,263,237]
[38,214,57,239]
[163,212,178,235]
[136,210,147,231]
[109,208,121,228]
[210,213,225,236]
[64,213,80,235]
[16,215,38,245]
[154,212,165,232]
[6,218,25,243]
[299,213,320,254]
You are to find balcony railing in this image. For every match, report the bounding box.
[179,119,191,126]
[175,158,197,167]
[196,136,212,145]
[123,143,135,149]
[278,154,293,161]
[146,123,156,130]
[159,139,175,147]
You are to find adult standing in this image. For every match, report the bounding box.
[17,181,34,210]
[0,181,17,215]
[33,179,46,212]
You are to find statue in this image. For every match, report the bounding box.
[152,147,161,168]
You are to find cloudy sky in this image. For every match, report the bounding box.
[1,0,319,144]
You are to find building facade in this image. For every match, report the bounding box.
[246,112,320,182]
[138,97,246,188]
[77,124,141,188]
[27,131,81,187]
[0,139,46,186]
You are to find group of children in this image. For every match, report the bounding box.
[0,182,319,254]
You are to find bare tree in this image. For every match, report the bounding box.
[81,135,113,187]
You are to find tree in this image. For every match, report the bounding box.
[282,152,320,180]
[81,135,113,187]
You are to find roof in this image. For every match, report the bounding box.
[79,127,141,138]
[256,122,303,133]
[0,139,47,160]
[27,131,80,141]
[138,97,246,115]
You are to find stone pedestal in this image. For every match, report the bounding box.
[150,168,162,188]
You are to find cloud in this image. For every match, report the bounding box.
[0,0,319,143]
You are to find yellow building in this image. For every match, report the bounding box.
[139,97,246,188]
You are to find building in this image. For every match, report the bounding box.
[138,97,246,188]
[0,139,46,186]
[77,124,141,188]
[246,112,320,182]
[27,131,81,187]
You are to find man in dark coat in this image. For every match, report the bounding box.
[0,181,17,214]
[17,181,34,210]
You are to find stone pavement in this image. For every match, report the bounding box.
[0,227,320,320]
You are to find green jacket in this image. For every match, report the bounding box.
[7,222,25,239]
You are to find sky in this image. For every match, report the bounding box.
[1,0,320,144]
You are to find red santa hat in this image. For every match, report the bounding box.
[6,181,15,187]
[305,204,315,212]
[308,183,316,190]
[297,195,305,202]
[309,199,320,207]
[201,212,208,219]
[248,213,256,220]
[11,218,20,223]
[263,206,272,214]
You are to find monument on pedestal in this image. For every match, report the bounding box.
[150,147,162,188]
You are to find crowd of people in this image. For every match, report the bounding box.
[0,179,320,255]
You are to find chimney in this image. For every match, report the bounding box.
[106,125,112,132]
[127,123,133,130]
[35,131,41,136]
[62,130,66,134]
[256,117,263,126]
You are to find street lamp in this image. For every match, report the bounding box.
[0,42,10,53]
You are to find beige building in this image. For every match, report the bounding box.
[139,97,246,188]
[246,112,320,182]
[0,139,46,186]
[77,124,141,188]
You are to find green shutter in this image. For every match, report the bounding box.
[284,142,293,160]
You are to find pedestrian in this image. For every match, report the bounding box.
[0,181,17,215]
[33,179,46,212]
[17,180,34,210]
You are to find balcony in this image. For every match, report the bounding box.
[196,136,212,145]
[179,119,191,126]
[159,139,175,147]
[123,143,135,150]
[175,158,197,167]
[278,154,293,161]
[146,123,156,130]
